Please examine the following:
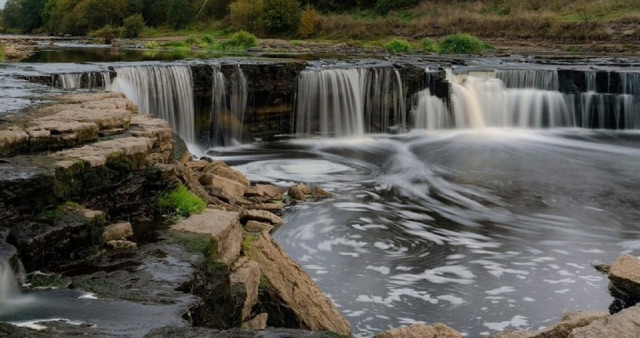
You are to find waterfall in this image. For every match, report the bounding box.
[619,72,640,95]
[412,89,449,130]
[496,69,559,90]
[441,70,574,129]
[0,259,21,302]
[108,65,195,143]
[585,71,597,92]
[210,65,248,146]
[575,93,640,129]
[56,72,111,90]
[295,66,405,137]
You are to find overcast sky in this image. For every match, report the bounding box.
[0,1,6,10]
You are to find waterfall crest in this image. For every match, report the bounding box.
[295,66,405,137]
[108,65,195,143]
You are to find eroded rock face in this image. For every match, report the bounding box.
[246,232,352,336]
[231,260,261,321]
[568,306,640,338]
[171,209,242,265]
[490,311,609,338]
[609,254,640,300]
[373,323,462,338]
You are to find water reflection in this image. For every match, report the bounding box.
[216,129,640,337]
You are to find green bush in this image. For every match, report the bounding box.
[298,4,319,38]
[157,185,206,218]
[418,37,437,53]
[123,14,145,38]
[438,33,485,55]
[222,30,258,49]
[385,38,412,53]
[262,0,301,35]
[185,35,199,46]
[90,25,121,44]
[229,0,264,33]
[201,33,215,44]
[144,41,160,49]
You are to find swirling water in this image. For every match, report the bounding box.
[217,129,640,337]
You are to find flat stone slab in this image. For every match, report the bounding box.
[171,209,242,265]
[609,254,640,299]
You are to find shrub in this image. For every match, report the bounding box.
[185,35,199,46]
[221,30,258,49]
[229,0,264,33]
[438,33,485,54]
[385,38,412,53]
[201,33,215,44]
[123,14,145,38]
[418,37,437,53]
[0,44,4,62]
[144,41,160,49]
[168,0,192,29]
[91,25,120,44]
[157,185,206,218]
[298,4,319,38]
[262,0,301,35]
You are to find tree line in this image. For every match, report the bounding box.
[0,0,420,36]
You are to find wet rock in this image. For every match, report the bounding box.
[186,159,211,173]
[253,203,283,212]
[609,254,640,299]
[374,323,462,338]
[102,222,134,242]
[202,161,251,188]
[245,220,274,233]
[167,162,213,204]
[288,183,311,200]
[200,174,247,203]
[106,239,137,250]
[246,232,351,336]
[171,209,242,265]
[248,184,285,200]
[0,127,29,156]
[231,260,261,320]
[311,186,331,199]
[568,306,640,338]
[54,136,152,169]
[491,311,608,338]
[241,210,283,225]
[242,313,268,330]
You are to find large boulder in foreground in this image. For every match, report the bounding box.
[245,232,351,336]
[171,209,242,265]
[568,306,640,337]
[490,311,608,338]
[608,254,640,299]
[374,323,462,338]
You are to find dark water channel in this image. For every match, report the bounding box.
[213,129,640,337]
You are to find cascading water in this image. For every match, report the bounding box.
[412,89,448,130]
[210,65,248,146]
[56,72,111,90]
[295,65,406,137]
[108,65,195,143]
[0,259,21,303]
[495,69,559,90]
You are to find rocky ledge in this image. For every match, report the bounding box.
[0,92,352,337]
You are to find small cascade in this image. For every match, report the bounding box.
[55,72,111,90]
[108,65,195,143]
[496,69,559,90]
[574,93,640,129]
[437,69,574,129]
[295,65,405,137]
[619,72,640,95]
[210,65,248,146]
[412,89,448,130]
[0,259,21,302]
[585,71,597,92]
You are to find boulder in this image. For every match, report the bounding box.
[171,163,213,204]
[245,221,274,233]
[101,222,133,242]
[253,203,283,212]
[231,260,261,320]
[241,210,283,225]
[202,162,251,188]
[200,174,247,203]
[568,306,640,338]
[171,209,242,265]
[288,183,311,200]
[106,239,137,250]
[374,323,462,338]
[609,254,640,299]
[249,184,285,200]
[491,311,608,338]
[245,232,351,336]
[242,313,269,330]
[311,186,332,199]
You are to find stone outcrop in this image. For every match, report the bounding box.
[245,220,274,233]
[245,231,352,336]
[568,306,640,338]
[374,323,462,338]
[171,209,242,265]
[288,183,312,200]
[490,311,608,338]
[608,254,640,300]
[241,209,284,225]
[230,260,261,320]
[101,222,134,242]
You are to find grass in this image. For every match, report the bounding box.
[438,34,485,54]
[385,38,412,53]
[157,185,206,218]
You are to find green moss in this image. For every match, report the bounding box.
[438,33,485,55]
[241,233,259,255]
[385,38,412,53]
[157,185,206,218]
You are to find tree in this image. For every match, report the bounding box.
[123,14,145,38]
[1,0,21,31]
[168,0,191,29]
[262,0,301,35]
[229,0,263,33]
